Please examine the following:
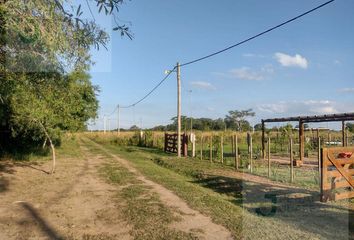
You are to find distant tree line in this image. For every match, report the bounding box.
[150,109,256,132]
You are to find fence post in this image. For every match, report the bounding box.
[200,134,203,161]
[221,135,224,164]
[231,135,234,155]
[235,134,239,170]
[210,134,213,163]
[268,137,271,178]
[290,138,294,183]
[318,137,321,187]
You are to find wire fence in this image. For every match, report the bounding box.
[84,129,353,190]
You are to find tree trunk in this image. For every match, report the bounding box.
[37,121,56,174]
[42,138,47,149]
[47,136,56,174]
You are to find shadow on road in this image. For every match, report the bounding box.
[18,202,64,240]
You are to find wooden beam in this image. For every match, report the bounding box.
[262,112,354,124]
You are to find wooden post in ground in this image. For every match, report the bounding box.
[318,137,321,187]
[299,120,305,163]
[210,135,213,163]
[221,135,224,164]
[235,135,239,170]
[290,138,294,183]
[262,120,265,159]
[342,121,346,147]
[268,137,271,178]
[200,135,203,161]
[231,135,235,156]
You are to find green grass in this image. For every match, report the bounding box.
[83,135,352,239]
[82,138,198,240]
[86,137,329,239]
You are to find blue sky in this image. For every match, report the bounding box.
[81,0,354,130]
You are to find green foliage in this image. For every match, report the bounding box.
[347,123,354,133]
[0,1,116,154]
[225,109,255,131]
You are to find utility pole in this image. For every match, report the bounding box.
[117,104,120,135]
[177,62,181,158]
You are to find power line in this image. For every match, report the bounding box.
[180,0,335,67]
[107,106,118,116]
[105,66,175,116]
[119,66,176,109]
[105,0,334,115]
[85,0,96,21]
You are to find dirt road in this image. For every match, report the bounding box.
[0,139,232,240]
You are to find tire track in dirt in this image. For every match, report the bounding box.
[0,141,132,240]
[85,138,233,240]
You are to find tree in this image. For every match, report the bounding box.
[347,123,354,133]
[254,123,263,131]
[130,125,140,131]
[7,70,98,173]
[0,0,132,172]
[280,123,294,138]
[225,109,255,131]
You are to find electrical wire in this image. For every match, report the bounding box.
[119,66,176,109]
[180,0,335,67]
[105,0,334,115]
[85,0,96,21]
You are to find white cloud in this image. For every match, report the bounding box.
[257,103,287,114]
[229,67,263,81]
[338,88,354,93]
[258,100,338,115]
[274,52,308,69]
[190,81,216,90]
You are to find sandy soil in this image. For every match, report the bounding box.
[0,140,233,240]
[0,143,132,240]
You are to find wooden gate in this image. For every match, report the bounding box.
[321,147,354,202]
[164,133,188,157]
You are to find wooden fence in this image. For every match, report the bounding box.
[321,147,354,202]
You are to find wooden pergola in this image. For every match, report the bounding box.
[261,112,354,163]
